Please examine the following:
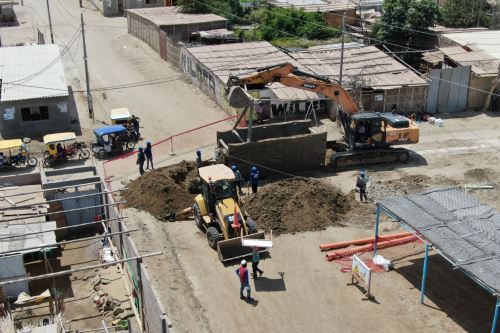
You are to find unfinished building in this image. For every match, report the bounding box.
[0,164,169,332]
[216,120,326,177]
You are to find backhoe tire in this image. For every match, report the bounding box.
[247,219,258,234]
[193,204,204,230]
[206,227,219,249]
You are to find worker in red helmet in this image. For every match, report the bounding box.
[235,260,253,302]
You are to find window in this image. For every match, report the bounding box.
[21,106,49,121]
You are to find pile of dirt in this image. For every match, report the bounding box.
[123,161,198,220]
[368,175,432,203]
[243,177,352,235]
[464,168,493,181]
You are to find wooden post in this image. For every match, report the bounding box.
[136,258,146,333]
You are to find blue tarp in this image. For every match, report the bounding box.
[93,125,127,137]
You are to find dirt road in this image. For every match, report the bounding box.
[121,112,500,333]
[10,0,225,141]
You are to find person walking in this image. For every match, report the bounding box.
[250,166,259,194]
[137,147,145,176]
[492,89,498,112]
[235,260,253,301]
[356,171,368,202]
[195,150,202,169]
[232,165,242,193]
[252,247,264,279]
[145,141,153,170]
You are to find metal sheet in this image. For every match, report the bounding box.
[426,69,441,114]
[437,68,452,113]
[0,254,28,298]
[457,66,471,112]
[447,67,462,112]
[56,190,101,226]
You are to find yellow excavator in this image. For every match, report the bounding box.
[226,63,420,168]
[193,164,267,262]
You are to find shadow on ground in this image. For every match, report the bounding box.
[395,254,495,333]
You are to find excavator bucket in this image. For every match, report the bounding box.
[217,232,267,262]
[227,86,255,108]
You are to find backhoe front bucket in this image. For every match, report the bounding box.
[217,232,267,262]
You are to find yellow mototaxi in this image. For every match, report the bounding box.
[42,132,90,167]
[0,139,38,168]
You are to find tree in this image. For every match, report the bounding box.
[375,0,439,56]
[177,0,210,13]
[440,0,491,27]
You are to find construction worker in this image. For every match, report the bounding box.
[252,246,264,279]
[235,260,253,301]
[232,165,242,193]
[250,166,259,194]
[145,141,153,169]
[356,170,368,202]
[256,101,264,124]
[195,150,202,169]
[137,147,145,176]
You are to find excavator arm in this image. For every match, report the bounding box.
[227,63,359,115]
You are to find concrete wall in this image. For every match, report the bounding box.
[0,96,72,139]
[468,75,496,110]
[127,12,161,52]
[217,120,313,144]
[181,47,235,112]
[225,132,327,178]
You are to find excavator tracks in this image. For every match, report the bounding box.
[331,148,410,169]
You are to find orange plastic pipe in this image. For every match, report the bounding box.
[325,235,417,261]
[319,232,412,251]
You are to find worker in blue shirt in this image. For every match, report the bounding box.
[232,165,242,194]
[249,166,259,194]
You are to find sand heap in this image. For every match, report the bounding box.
[123,161,198,220]
[243,177,352,235]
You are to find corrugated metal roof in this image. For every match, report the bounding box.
[267,82,325,100]
[438,46,499,77]
[0,221,57,254]
[267,0,356,12]
[0,44,69,102]
[291,45,428,89]
[444,30,500,63]
[186,41,299,83]
[126,6,227,27]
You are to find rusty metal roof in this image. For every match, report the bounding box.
[186,41,299,83]
[267,0,356,12]
[126,6,227,27]
[291,45,428,89]
[438,46,499,77]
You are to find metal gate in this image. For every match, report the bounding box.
[55,190,101,226]
[426,66,471,114]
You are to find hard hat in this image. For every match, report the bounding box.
[146,140,151,144]
[241,260,247,265]
[251,166,257,172]
[360,170,365,176]
[232,165,237,171]
[138,147,143,151]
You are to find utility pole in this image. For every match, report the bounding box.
[46,0,54,43]
[81,14,94,120]
[339,12,346,85]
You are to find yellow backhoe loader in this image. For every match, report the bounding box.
[193,164,267,262]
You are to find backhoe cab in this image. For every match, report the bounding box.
[193,164,266,262]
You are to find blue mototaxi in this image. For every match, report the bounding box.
[92,125,136,159]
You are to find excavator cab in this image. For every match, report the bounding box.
[193,164,267,262]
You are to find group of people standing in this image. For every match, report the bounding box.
[136,141,153,176]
